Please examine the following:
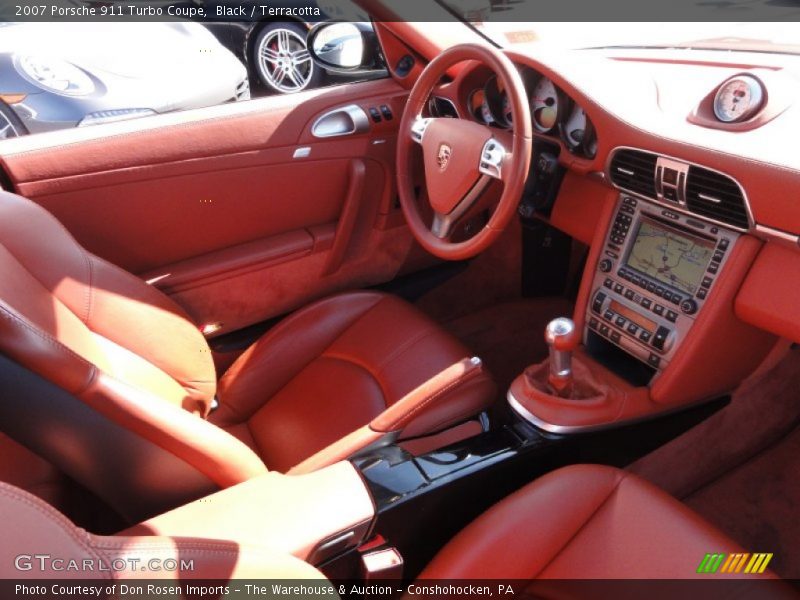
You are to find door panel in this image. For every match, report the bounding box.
[0,78,428,335]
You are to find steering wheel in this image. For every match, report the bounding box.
[396,44,532,260]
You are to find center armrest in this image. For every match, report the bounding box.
[120,461,374,564]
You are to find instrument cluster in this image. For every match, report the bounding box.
[467,69,598,159]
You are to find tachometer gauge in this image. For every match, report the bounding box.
[469,89,494,125]
[531,77,560,133]
[484,76,512,128]
[562,104,587,149]
[502,92,513,125]
[713,75,764,123]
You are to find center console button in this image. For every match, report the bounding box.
[611,331,621,343]
[663,290,673,302]
[604,309,614,320]
[648,353,661,368]
[666,310,678,322]
[680,298,698,315]
[653,304,665,316]
[652,326,671,351]
[655,285,665,296]
[718,238,729,250]
[641,298,652,309]
[627,323,639,335]
[589,317,599,329]
[615,316,626,327]
[614,283,624,294]
[599,258,612,273]
[697,288,708,300]
[646,282,657,293]
[592,291,606,314]
[670,294,682,306]
[624,289,635,300]
[639,330,652,343]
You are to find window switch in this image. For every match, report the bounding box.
[369,107,382,122]
[380,104,393,120]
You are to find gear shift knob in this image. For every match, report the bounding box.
[544,317,578,394]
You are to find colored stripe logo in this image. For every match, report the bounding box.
[697,552,773,574]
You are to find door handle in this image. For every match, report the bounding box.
[311,105,370,138]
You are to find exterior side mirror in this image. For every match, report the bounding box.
[307,22,386,75]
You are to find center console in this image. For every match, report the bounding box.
[587,194,739,371]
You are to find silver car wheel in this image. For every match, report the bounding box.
[255,27,315,94]
[0,110,22,140]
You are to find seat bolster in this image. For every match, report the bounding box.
[420,465,629,579]
[81,372,268,490]
[419,465,750,580]
[213,291,386,425]
[0,482,326,581]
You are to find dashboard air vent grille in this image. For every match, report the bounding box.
[609,149,658,199]
[685,166,749,230]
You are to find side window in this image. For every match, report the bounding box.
[0,1,386,141]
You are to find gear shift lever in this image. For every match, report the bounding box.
[544,317,578,396]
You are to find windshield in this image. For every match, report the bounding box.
[480,22,800,55]
[436,2,800,56]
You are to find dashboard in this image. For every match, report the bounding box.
[424,45,800,395]
[428,65,599,160]
[427,47,800,237]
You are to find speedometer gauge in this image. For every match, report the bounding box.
[531,77,560,133]
[713,75,764,123]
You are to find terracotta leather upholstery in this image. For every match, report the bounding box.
[212,291,495,473]
[420,464,771,580]
[0,190,495,520]
[0,482,325,580]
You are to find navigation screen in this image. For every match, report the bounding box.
[625,217,716,295]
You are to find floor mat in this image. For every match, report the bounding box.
[441,297,574,393]
[684,422,800,578]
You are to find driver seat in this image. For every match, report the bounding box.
[0,191,495,522]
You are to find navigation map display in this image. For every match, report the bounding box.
[625,217,716,295]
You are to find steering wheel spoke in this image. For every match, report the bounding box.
[431,212,454,239]
[410,116,434,144]
[478,138,507,180]
[430,174,492,239]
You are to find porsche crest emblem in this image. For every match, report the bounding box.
[437,144,452,171]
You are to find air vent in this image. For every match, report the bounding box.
[685,166,749,230]
[609,149,658,199]
[427,96,459,119]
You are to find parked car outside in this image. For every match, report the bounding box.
[0,22,250,139]
[194,0,370,94]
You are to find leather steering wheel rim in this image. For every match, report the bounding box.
[396,44,532,260]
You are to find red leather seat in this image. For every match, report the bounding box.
[211,291,495,474]
[421,464,770,580]
[0,481,324,580]
[0,190,494,521]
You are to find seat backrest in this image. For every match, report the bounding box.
[0,191,266,522]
